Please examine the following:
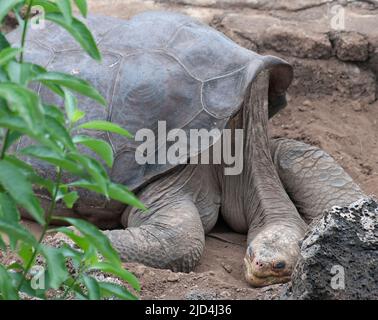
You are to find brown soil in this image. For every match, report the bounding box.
[1,0,377,300]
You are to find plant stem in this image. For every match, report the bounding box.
[17,168,62,292]
[1,2,35,160]
[19,0,34,63]
[6,0,36,294]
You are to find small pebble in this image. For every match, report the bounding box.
[352,102,362,112]
[303,100,312,107]
[167,274,180,282]
[221,262,233,273]
[298,106,306,112]
[220,291,231,298]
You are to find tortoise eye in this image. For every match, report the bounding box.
[273,261,286,270]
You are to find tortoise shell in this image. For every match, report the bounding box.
[7,11,292,209]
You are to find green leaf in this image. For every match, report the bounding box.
[34,71,106,105]
[72,109,85,123]
[0,236,6,251]
[64,88,77,122]
[26,0,59,13]
[2,130,23,152]
[0,112,64,153]
[18,242,34,269]
[98,282,137,300]
[82,275,100,300]
[68,153,109,196]
[40,245,69,289]
[5,61,31,85]
[54,226,90,251]
[4,61,64,95]
[57,217,121,266]
[0,160,45,225]
[6,262,24,271]
[0,192,20,223]
[45,115,76,151]
[0,113,32,133]
[74,0,87,17]
[4,154,37,177]
[0,66,9,82]
[43,104,65,124]
[69,180,146,210]
[0,33,10,51]
[0,219,37,245]
[58,243,82,262]
[63,89,86,123]
[0,112,66,153]
[0,265,19,300]
[0,83,44,131]
[4,155,55,194]
[0,193,20,249]
[89,262,140,291]
[56,0,72,24]
[108,183,146,210]
[73,135,114,167]
[0,47,21,66]
[45,12,102,61]
[20,146,84,176]
[60,191,79,208]
[5,62,47,86]
[41,80,65,97]
[78,121,132,138]
[0,0,24,23]
[68,179,101,193]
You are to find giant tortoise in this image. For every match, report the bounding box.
[7,11,366,287]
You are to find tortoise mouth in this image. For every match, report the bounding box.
[243,256,292,287]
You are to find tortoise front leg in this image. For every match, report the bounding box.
[104,196,205,272]
[270,138,366,223]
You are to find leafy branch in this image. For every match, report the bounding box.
[0,0,143,300]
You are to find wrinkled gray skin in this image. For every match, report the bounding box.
[10,12,366,287]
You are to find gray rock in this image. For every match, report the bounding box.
[330,32,370,62]
[215,13,332,59]
[290,197,378,300]
[155,0,332,11]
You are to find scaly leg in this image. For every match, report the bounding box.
[270,138,366,223]
[104,184,205,272]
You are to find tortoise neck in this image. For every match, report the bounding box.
[219,70,306,237]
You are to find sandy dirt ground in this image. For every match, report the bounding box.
[1,0,378,299]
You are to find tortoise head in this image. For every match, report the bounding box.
[243,225,303,287]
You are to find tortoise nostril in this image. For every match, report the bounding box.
[274,261,286,270]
